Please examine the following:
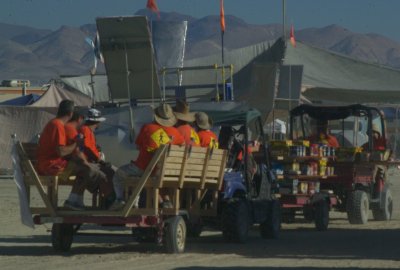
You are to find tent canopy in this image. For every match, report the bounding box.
[0,94,40,106]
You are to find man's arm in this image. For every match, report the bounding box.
[57,142,77,157]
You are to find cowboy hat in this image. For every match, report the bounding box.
[195,112,212,130]
[372,123,381,135]
[173,100,195,122]
[86,108,106,122]
[154,103,177,127]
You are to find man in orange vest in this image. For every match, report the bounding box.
[195,112,219,149]
[173,99,200,146]
[36,100,109,210]
[110,103,185,210]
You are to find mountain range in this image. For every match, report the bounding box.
[1,9,400,85]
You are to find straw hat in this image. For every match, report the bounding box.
[173,100,195,122]
[195,112,212,130]
[86,108,106,122]
[154,103,177,127]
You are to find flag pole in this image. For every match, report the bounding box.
[282,0,286,42]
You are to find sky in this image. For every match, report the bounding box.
[1,0,400,41]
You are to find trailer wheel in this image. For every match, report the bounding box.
[260,200,281,239]
[372,189,393,221]
[347,190,369,224]
[221,198,249,243]
[314,200,329,231]
[164,216,186,254]
[51,223,73,252]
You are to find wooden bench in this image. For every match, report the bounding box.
[16,142,227,218]
[124,144,227,217]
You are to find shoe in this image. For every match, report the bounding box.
[161,200,173,209]
[109,199,126,211]
[64,200,85,211]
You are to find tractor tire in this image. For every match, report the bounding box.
[260,200,281,239]
[164,216,186,254]
[347,190,369,224]
[51,223,74,252]
[221,198,249,243]
[314,200,329,231]
[372,189,393,221]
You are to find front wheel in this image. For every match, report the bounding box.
[372,189,393,221]
[51,223,74,252]
[221,198,250,243]
[260,200,281,239]
[164,216,186,254]
[314,200,329,231]
[347,190,369,224]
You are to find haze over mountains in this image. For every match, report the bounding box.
[1,9,400,85]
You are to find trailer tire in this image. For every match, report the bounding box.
[260,200,281,239]
[51,223,73,252]
[347,190,369,224]
[372,189,393,221]
[221,198,249,243]
[164,216,186,254]
[314,200,329,231]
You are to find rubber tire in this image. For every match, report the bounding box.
[164,216,186,254]
[260,200,281,239]
[314,200,329,231]
[347,190,369,224]
[51,223,74,252]
[221,198,249,243]
[372,189,393,221]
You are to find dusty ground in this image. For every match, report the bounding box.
[1,169,400,270]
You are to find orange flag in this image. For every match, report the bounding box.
[290,24,296,47]
[146,0,160,18]
[220,0,226,32]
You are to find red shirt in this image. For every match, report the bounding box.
[197,129,219,149]
[36,118,67,175]
[309,133,340,148]
[134,123,185,170]
[79,125,100,162]
[177,124,200,146]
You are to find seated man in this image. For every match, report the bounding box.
[195,112,219,149]
[308,120,339,148]
[362,124,386,151]
[36,100,110,210]
[111,103,185,210]
[173,100,200,146]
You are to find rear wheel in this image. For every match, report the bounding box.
[164,216,186,254]
[221,198,249,243]
[314,200,329,231]
[347,190,369,224]
[260,200,281,239]
[372,189,393,221]
[51,223,74,252]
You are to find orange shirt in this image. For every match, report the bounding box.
[197,130,219,149]
[65,122,78,145]
[79,125,100,162]
[309,133,340,148]
[36,118,67,175]
[134,123,185,170]
[177,124,200,146]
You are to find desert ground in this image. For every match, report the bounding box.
[1,168,400,270]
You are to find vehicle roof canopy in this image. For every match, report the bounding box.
[203,108,261,126]
[290,104,378,121]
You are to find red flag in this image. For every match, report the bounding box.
[146,0,160,18]
[220,0,226,32]
[290,24,296,47]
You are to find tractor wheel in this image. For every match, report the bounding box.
[314,200,329,231]
[347,190,369,224]
[164,216,186,254]
[372,189,393,221]
[51,223,74,252]
[260,200,281,239]
[221,198,250,243]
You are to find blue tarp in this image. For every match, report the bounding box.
[0,94,40,106]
